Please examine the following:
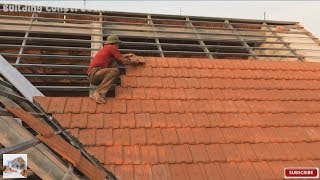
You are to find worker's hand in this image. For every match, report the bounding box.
[130,58,141,65]
[127,53,136,57]
[124,53,136,58]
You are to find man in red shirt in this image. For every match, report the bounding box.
[88,35,140,103]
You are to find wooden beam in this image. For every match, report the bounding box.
[148,15,164,57]
[186,17,213,59]
[263,22,304,61]
[225,20,259,60]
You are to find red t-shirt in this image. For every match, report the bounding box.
[87,44,122,74]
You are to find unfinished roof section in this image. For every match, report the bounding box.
[0,4,320,94]
[35,57,320,179]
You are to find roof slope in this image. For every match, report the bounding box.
[34,57,320,179]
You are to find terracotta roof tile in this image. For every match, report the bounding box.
[96,100,112,113]
[168,163,188,179]
[158,88,173,99]
[171,88,187,100]
[111,99,126,113]
[96,129,113,146]
[114,165,134,180]
[105,146,122,165]
[134,165,153,180]
[206,127,226,143]
[140,100,157,113]
[47,97,66,113]
[201,163,224,180]
[151,164,170,179]
[189,144,210,163]
[113,129,130,145]
[136,77,150,88]
[126,99,142,113]
[121,76,137,87]
[252,161,275,179]
[157,145,175,163]
[251,143,274,161]
[191,128,210,144]
[237,162,259,179]
[135,113,151,128]
[176,128,194,144]
[145,88,160,99]
[219,162,242,180]
[87,113,104,129]
[161,128,179,144]
[70,113,88,128]
[220,144,242,162]
[53,113,71,128]
[181,100,198,113]
[115,86,132,99]
[130,128,146,145]
[149,113,167,128]
[123,145,140,164]
[184,163,206,180]
[148,77,163,88]
[165,113,182,128]
[140,145,158,164]
[119,113,135,128]
[205,144,226,162]
[173,78,188,88]
[34,57,320,179]
[80,98,97,113]
[104,113,120,128]
[33,96,51,111]
[78,129,96,146]
[64,97,82,113]
[172,145,192,163]
[140,67,153,77]
[154,100,170,113]
[161,77,175,88]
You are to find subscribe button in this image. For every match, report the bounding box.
[284,168,319,179]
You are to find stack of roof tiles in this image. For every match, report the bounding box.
[34,57,320,179]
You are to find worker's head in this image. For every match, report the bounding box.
[105,35,121,47]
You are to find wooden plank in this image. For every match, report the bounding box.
[77,156,106,180]
[6,106,54,137]
[37,135,81,166]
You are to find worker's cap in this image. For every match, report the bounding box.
[105,35,121,44]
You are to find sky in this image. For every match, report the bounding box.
[1,1,320,37]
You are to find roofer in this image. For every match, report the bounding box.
[87,35,142,103]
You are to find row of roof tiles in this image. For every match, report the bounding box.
[69,127,320,146]
[102,161,320,180]
[53,113,320,129]
[125,67,320,80]
[39,97,320,114]
[121,77,320,89]
[116,87,320,100]
[85,143,320,165]
[141,57,320,71]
